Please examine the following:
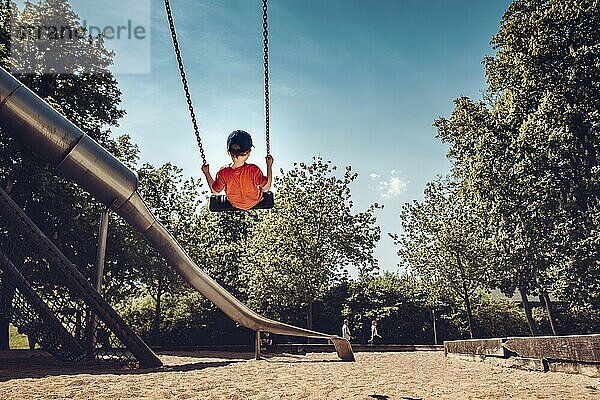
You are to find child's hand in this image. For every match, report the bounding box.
[201,164,210,174]
[266,155,274,167]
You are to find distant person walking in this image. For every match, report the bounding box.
[260,331,273,352]
[369,320,382,345]
[342,319,353,341]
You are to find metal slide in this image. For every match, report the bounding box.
[0,68,354,361]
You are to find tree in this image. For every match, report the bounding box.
[434,97,543,335]
[128,163,204,345]
[245,157,381,330]
[435,0,600,334]
[342,272,433,344]
[0,0,136,279]
[0,0,134,348]
[188,208,258,299]
[485,0,600,329]
[117,171,262,346]
[394,176,492,338]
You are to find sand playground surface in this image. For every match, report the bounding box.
[0,350,598,400]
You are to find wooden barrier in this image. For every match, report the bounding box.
[444,338,507,357]
[444,334,600,377]
[503,334,600,363]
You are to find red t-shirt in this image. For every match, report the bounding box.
[212,163,268,210]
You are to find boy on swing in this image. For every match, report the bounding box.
[202,130,274,210]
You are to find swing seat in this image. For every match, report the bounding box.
[209,191,274,212]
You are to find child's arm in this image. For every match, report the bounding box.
[263,155,274,191]
[201,164,220,194]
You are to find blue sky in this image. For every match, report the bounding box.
[22,0,512,273]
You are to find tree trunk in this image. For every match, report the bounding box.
[152,277,163,346]
[463,293,475,339]
[540,291,558,335]
[0,317,9,350]
[519,287,538,336]
[0,279,15,350]
[455,252,475,339]
[306,298,313,330]
[306,298,313,344]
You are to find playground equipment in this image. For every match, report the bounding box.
[163,0,275,212]
[0,188,162,367]
[0,67,355,362]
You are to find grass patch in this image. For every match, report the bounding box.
[9,323,30,349]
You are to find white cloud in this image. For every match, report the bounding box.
[370,170,408,199]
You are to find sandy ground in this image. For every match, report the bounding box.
[0,351,598,400]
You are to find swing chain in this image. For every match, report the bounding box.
[262,0,271,156]
[164,0,207,166]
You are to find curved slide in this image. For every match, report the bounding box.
[0,67,354,361]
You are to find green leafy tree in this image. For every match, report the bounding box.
[188,209,258,299]
[0,0,135,348]
[129,163,204,345]
[0,1,11,67]
[342,272,433,344]
[434,97,543,335]
[435,0,600,335]
[0,0,137,282]
[118,190,260,345]
[246,157,381,330]
[484,0,600,317]
[470,293,530,338]
[394,177,492,338]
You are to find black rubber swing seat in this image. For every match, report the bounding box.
[209,191,274,212]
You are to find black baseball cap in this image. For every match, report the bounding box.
[227,130,254,153]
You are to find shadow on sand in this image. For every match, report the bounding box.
[260,354,346,364]
[0,349,349,381]
[0,350,251,381]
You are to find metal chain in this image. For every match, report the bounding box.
[262,0,271,156]
[163,0,207,165]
